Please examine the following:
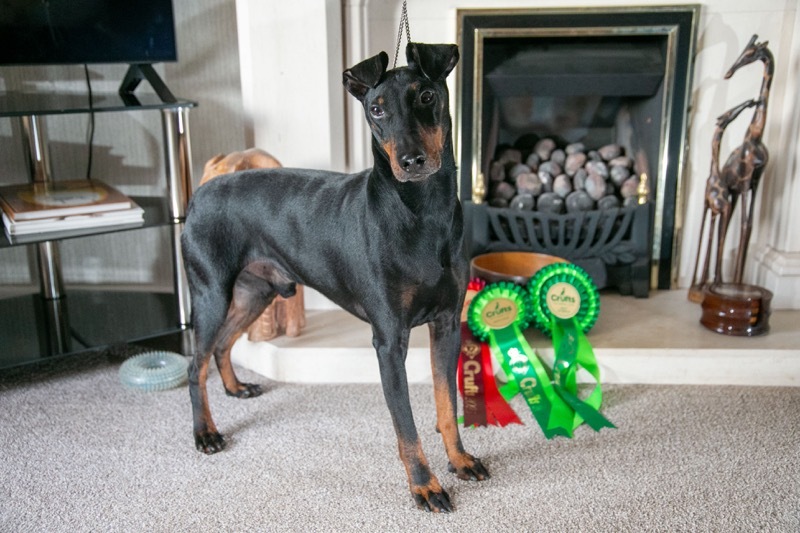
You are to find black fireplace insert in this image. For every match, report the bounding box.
[457,6,699,295]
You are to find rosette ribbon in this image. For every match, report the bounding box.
[528,263,615,432]
[467,281,574,438]
[458,279,521,427]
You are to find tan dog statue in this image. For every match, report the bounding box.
[199,148,305,341]
[200,148,283,186]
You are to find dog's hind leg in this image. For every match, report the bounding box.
[211,264,287,398]
[188,279,231,454]
[189,261,295,454]
[429,316,490,482]
[372,324,453,513]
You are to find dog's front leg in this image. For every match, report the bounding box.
[372,326,453,512]
[429,315,490,481]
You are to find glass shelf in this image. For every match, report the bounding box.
[1,196,172,248]
[0,91,196,117]
[0,290,181,369]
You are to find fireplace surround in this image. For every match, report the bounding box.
[457,6,699,293]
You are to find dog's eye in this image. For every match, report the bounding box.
[370,105,384,118]
[420,90,435,105]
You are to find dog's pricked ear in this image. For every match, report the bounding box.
[406,43,459,82]
[343,51,389,101]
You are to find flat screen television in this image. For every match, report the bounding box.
[0,0,177,66]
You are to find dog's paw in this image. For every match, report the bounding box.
[225,382,263,399]
[411,483,454,513]
[195,431,226,454]
[448,456,490,481]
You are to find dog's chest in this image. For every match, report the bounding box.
[398,249,466,324]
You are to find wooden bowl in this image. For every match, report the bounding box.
[470,251,568,285]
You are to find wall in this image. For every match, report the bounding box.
[236,0,346,171]
[0,0,247,290]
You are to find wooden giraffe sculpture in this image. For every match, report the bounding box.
[719,34,773,284]
[689,99,757,302]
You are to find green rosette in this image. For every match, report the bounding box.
[467,281,530,341]
[527,264,615,433]
[528,263,600,337]
[467,281,527,402]
[467,281,573,439]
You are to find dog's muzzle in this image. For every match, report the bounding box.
[383,135,443,182]
[396,153,440,182]
[389,148,441,181]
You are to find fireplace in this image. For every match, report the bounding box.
[457,6,699,295]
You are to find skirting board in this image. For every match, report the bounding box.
[753,246,800,310]
[231,290,800,387]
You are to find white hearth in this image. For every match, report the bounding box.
[232,290,800,385]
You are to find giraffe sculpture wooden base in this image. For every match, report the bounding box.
[700,283,772,336]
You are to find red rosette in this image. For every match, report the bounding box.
[459,276,521,428]
[461,277,488,323]
[467,277,487,292]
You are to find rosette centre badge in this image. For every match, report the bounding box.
[482,298,518,329]
[546,282,581,320]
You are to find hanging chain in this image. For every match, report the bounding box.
[393,0,412,68]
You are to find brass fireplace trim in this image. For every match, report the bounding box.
[455,6,700,289]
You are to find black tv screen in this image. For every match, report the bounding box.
[0,0,177,65]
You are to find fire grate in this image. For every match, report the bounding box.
[466,202,653,297]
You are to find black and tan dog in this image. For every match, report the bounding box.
[181,42,488,512]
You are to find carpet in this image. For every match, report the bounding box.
[1,350,798,532]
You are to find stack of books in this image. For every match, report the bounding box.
[0,179,144,240]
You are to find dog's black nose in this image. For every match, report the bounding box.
[400,153,427,172]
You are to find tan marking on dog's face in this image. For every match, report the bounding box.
[381,127,445,182]
[420,126,444,171]
[382,140,405,178]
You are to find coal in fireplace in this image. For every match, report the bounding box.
[457,6,699,296]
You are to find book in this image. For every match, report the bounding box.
[0,179,134,222]
[3,204,144,238]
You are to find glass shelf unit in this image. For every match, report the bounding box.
[0,90,197,370]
